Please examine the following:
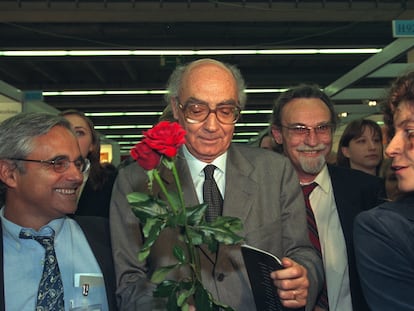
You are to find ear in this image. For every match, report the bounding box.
[171,99,180,120]
[341,146,350,158]
[271,125,284,145]
[0,160,18,189]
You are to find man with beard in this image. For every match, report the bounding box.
[270,84,386,311]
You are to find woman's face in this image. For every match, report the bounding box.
[385,101,414,193]
[63,114,94,159]
[341,126,383,174]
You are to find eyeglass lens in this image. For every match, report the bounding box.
[184,103,240,124]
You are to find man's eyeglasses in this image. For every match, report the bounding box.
[281,123,333,136]
[177,99,241,124]
[9,156,90,173]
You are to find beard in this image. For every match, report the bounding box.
[298,154,326,175]
[296,143,329,175]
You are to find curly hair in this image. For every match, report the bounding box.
[383,71,414,142]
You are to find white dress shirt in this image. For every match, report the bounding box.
[182,145,227,203]
[305,165,353,311]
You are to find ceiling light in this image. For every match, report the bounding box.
[0,48,382,57]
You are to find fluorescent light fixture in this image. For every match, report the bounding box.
[241,110,273,115]
[95,124,153,130]
[43,88,285,97]
[43,89,168,96]
[235,123,270,127]
[86,111,162,117]
[0,48,382,57]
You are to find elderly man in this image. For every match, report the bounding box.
[110,59,323,311]
[0,112,116,311]
[271,84,386,311]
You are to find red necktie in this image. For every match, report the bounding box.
[302,182,329,310]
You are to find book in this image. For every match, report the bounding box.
[241,244,287,311]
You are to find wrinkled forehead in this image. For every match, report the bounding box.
[282,98,331,124]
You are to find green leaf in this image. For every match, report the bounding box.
[186,227,203,245]
[130,197,168,222]
[137,248,150,262]
[154,280,179,297]
[166,212,187,227]
[194,282,214,310]
[151,264,179,283]
[177,288,195,307]
[127,191,151,203]
[166,190,182,212]
[138,220,167,261]
[198,216,244,245]
[186,204,208,226]
[173,245,186,263]
[142,217,165,238]
[194,280,235,311]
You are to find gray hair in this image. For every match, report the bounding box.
[0,112,72,202]
[164,58,247,109]
[0,112,72,161]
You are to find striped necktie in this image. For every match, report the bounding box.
[20,230,65,311]
[301,182,329,310]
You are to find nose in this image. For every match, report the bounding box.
[367,139,376,150]
[203,110,221,131]
[385,132,403,158]
[66,162,84,183]
[304,128,319,146]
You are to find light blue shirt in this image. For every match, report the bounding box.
[182,145,227,203]
[1,208,109,311]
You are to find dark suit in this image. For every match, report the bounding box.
[354,196,414,311]
[0,216,117,311]
[110,143,324,311]
[328,165,386,311]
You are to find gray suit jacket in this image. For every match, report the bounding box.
[110,144,323,311]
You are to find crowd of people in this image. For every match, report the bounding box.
[0,58,412,311]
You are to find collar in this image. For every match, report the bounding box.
[182,145,227,178]
[0,207,66,248]
[301,164,331,194]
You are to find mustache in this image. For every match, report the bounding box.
[296,144,327,152]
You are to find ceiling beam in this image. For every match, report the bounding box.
[0,1,412,23]
[324,37,414,97]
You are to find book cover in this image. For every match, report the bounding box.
[241,244,287,311]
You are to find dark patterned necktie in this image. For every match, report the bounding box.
[203,164,223,222]
[301,182,329,310]
[20,230,65,311]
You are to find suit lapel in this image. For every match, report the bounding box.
[223,145,257,224]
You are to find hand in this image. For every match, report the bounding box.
[270,257,309,309]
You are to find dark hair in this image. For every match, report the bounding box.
[336,119,383,175]
[271,84,337,152]
[59,109,114,191]
[271,84,337,129]
[383,71,414,142]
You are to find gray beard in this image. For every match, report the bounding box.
[298,154,326,175]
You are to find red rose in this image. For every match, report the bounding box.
[143,121,186,158]
[130,141,161,171]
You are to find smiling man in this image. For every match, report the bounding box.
[271,84,386,311]
[0,112,116,311]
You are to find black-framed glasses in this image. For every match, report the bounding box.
[177,98,241,124]
[281,123,333,136]
[9,156,90,173]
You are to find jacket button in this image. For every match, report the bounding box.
[217,273,225,282]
